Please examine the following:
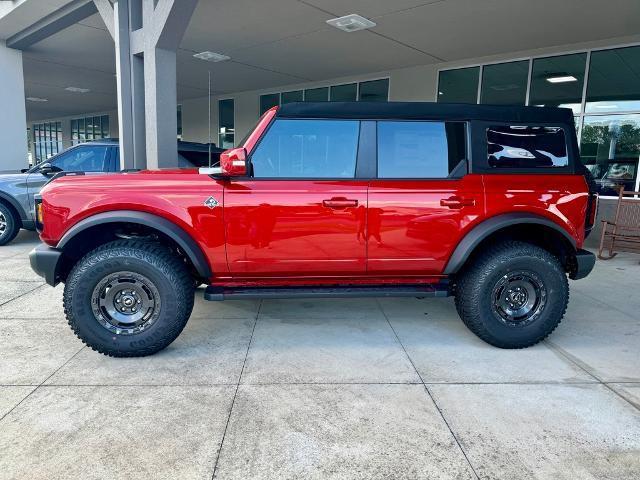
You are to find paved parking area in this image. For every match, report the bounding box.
[0,231,639,479]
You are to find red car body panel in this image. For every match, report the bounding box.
[482,174,588,249]
[367,175,484,276]
[224,180,368,277]
[37,105,591,287]
[39,172,228,277]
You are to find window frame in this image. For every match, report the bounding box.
[374,119,470,180]
[246,117,366,181]
[470,121,579,175]
[246,117,471,181]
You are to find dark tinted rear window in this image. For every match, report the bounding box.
[487,126,568,168]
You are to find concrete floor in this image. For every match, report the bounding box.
[0,230,639,480]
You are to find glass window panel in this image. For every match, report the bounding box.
[438,67,480,103]
[487,126,568,168]
[176,106,182,139]
[101,116,110,138]
[378,121,467,178]
[218,99,235,148]
[250,119,359,178]
[71,120,78,144]
[580,114,640,196]
[481,61,529,105]
[86,118,94,140]
[359,79,389,102]
[78,118,85,142]
[50,146,109,172]
[586,46,640,113]
[330,83,357,102]
[281,90,303,104]
[529,53,586,113]
[260,93,280,115]
[304,87,328,102]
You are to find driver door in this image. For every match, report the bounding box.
[224,118,367,277]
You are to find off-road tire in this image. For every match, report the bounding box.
[64,239,195,357]
[454,241,568,348]
[0,202,20,246]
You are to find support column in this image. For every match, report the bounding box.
[144,47,178,168]
[95,0,198,169]
[112,0,145,169]
[0,41,28,173]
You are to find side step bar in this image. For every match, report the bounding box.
[204,283,451,301]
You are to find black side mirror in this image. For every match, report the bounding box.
[39,162,55,176]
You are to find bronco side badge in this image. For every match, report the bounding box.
[204,196,219,209]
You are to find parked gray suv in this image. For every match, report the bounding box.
[0,139,222,245]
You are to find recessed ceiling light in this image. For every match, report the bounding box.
[26,97,48,102]
[193,51,231,62]
[327,14,376,32]
[546,75,578,84]
[65,86,91,93]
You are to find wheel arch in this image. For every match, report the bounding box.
[444,213,577,275]
[57,211,212,280]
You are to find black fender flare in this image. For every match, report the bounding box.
[0,191,28,223]
[57,210,212,278]
[443,212,577,275]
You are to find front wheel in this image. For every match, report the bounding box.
[454,241,568,349]
[64,240,195,357]
[0,202,20,246]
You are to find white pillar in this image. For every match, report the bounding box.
[0,41,28,173]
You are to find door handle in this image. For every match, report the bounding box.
[323,197,358,209]
[440,196,476,209]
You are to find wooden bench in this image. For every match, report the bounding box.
[598,188,640,259]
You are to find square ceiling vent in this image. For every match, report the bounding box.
[327,14,376,32]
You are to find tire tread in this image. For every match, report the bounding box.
[63,239,195,357]
[454,240,569,349]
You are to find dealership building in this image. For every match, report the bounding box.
[0,0,639,241]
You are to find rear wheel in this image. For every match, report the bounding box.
[0,202,20,246]
[454,241,568,348]
[64,240,195,357]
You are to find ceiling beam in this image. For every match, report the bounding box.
[6,0,98,50]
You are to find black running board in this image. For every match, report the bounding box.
[204,284,450,301]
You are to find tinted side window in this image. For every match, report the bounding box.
[51,146,109,172]
[377,121,466,178]
[251,119,359,178]
[487,126,568,168]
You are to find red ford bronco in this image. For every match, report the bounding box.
[30,102,597,357]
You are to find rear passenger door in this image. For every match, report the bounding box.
[367,120,484,275]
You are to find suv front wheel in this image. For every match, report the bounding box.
[64,240,195,357]
[455,241,569,348]
[0,202,20,246]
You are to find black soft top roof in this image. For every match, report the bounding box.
[276,101,574,124]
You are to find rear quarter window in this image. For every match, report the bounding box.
[487,126,568,169]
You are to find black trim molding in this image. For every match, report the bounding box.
[443,213,577,274]
[57,210,212,278]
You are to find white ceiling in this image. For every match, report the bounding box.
[21,0,640,121]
